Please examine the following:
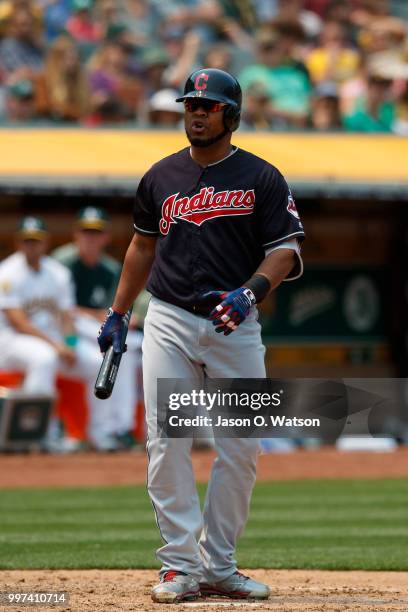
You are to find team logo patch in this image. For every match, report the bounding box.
[194,72,209,90]
[287,192,299,219]
[0,280,11,294]
[159,187,255,235]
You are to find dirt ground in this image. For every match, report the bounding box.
[1,569,408,612]
[1,448,408,611]
[1,446,408,488]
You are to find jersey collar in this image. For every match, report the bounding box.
[188,146,238,168]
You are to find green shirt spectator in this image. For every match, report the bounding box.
[239,31,312,127]
[239,62,311,117]
[343,75,396,133]
[343,98,395,132]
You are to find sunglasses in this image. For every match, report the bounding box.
[184,98,227,113]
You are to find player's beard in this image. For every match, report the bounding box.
[186,126,229,148]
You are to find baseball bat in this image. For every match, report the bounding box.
[94,307,132,400]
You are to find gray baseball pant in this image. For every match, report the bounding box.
[142,296,266,583]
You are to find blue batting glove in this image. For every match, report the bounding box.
[97,308,127,353]
[203,288,256,336]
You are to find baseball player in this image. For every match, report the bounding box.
[98,68,305,602]
[53,207,139,450]
[0,216,107,451]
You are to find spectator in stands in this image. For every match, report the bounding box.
[240,82,274,129]
[203,43,233,72]
[43,0,72,44]
[275,0,323,39]
[117,0,159,50]
[212,0,257,51]
[324,0,355,28]
[239,29,312,128]
[147,88,184,126]
[343,73,396,131]
[161,29,201,90]
[52,207,139,450]
[0,0,43,39]
[4,76,36,122]
[306,20,361,85]
[152,0,220,45]
[87,41,144,124]
[351,0,399,31]
[273,18,309,74]
[0,7,44,76]
[339,54,368,114]
[252,0,279,23]
[66,0,102,45]
[393,85,408,135]
[309,81,342,130]
[141,46,171,95]
[355,12,406,56]
[216,0,258,33]
[0,0,403,131]
[43,35,89,122]
[0,216,103,453]
[96,0,120,39]
[303,0,330,17]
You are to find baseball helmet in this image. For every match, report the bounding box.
[176,68,242,132]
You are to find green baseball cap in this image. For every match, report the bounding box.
[17,216,48,240]
[77,207,108,231]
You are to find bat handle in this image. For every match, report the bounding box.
[94,346,122,399]
[94,307,133,400]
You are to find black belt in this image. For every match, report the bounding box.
[181,303,213,318]
[154,295,219,318]
[175,299,220,319]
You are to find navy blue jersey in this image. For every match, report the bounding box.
[133,146,305,310]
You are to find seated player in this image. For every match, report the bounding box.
[0,216,103,452]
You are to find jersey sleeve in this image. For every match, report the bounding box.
[265,238,304,281]
[133,172,160,237]
[0,273,21,309]
[255,163,305,249]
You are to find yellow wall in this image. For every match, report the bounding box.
[0,129,407,181]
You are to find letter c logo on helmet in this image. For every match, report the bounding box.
[176,68,243,132]
[194,73,209,91]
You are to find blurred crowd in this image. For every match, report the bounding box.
[0,0,407,132]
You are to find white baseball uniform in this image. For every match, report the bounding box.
[0,251,109,444]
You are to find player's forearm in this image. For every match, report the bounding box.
[252,249,296,292]
[4,309,59,348]
[112,234,156,314]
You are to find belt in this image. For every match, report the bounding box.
[181,303,213,318]
[153,295,219,318]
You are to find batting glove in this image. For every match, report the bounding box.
[97,308,127,354]
[203,287,257,335]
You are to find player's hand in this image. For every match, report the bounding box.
[203,287,256,335]
[97,308,128,354]
[55,344,77,367]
